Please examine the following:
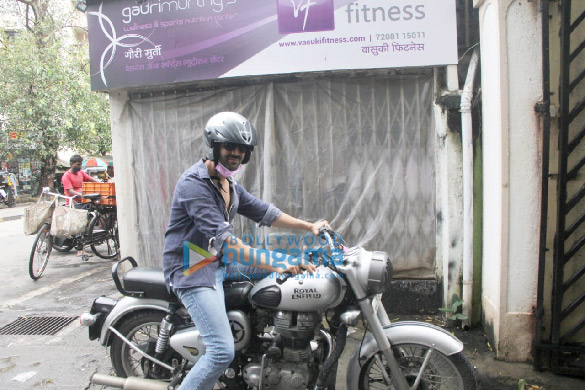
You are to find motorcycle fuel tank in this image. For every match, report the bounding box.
[249,266,345,311]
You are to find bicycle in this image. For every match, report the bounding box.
[29,188,120,280]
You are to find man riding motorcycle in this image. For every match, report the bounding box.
[82,113,477,390]
[162,111,329,389]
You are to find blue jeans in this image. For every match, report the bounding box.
[174,264,270,390]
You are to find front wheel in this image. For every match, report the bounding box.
[29,223,53,280]
[358,343,477,390]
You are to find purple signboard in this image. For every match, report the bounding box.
[87,0,457,91]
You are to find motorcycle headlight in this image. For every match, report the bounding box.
[355,250,393,295]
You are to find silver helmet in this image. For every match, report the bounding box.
[204,112,257,164]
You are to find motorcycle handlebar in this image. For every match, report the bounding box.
[318,227,337,254]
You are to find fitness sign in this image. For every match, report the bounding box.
[86,0,457,91]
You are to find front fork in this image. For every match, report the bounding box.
[339,260,411,390]
[358,297,411,390]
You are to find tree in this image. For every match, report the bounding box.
[0,0,111,192]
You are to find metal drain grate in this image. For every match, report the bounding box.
[0,316,78,336]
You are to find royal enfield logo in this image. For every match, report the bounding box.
[292,288,322,300]
[277,0,335,34]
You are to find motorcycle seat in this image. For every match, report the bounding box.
[122,267,252,309]
[224,281,253,310]
[123,267,179,303]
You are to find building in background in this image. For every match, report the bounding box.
[79,0,585,376]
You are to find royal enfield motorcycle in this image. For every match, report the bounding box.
[81,229,477,390]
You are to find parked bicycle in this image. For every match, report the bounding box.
[29,189,119,280]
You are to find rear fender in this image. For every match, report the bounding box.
[346,321,464,389]
[99,296,171,346]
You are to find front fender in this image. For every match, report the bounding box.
[99,296,171,346]
[346,321,463,389]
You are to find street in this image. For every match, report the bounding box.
[0,205,118,389]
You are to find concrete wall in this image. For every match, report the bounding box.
[109,91,140,263]
[475,0,543,361]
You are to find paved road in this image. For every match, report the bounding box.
[0,205,118,389]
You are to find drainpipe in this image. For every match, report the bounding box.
[461,49,480,328]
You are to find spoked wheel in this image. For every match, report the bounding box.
[88,212,119,259]
[359,343,477,390]
[110,312,237,389]
[29,223,53,280]
[110,311,179,379]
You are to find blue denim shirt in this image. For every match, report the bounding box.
[163,159,282,289]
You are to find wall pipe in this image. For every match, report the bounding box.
[534,0,551,371]
[461,49,480,328]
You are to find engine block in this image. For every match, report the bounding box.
[274,311,321,348]
[243,361,310,390]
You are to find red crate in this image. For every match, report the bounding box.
[82,182,116,205]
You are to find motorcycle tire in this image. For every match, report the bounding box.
[110,311,171,379]
[52,236,74,253]
[358,343,477,390]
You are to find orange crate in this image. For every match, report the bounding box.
[82,182,116,205]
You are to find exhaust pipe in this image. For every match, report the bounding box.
[91,373,170,390]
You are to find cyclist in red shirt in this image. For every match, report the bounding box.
[61,154,102,257]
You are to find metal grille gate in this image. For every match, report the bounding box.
[536,0,585,376]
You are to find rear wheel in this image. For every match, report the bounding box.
[110,311,231,389]
[29,223,53,280]
[358,343,477,390]
[110,311,176,378]
[88,212,119,259]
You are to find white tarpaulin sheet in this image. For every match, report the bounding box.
[128,74,435,277]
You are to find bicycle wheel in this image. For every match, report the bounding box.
[29,223,53,280]
[88,212,119,259]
